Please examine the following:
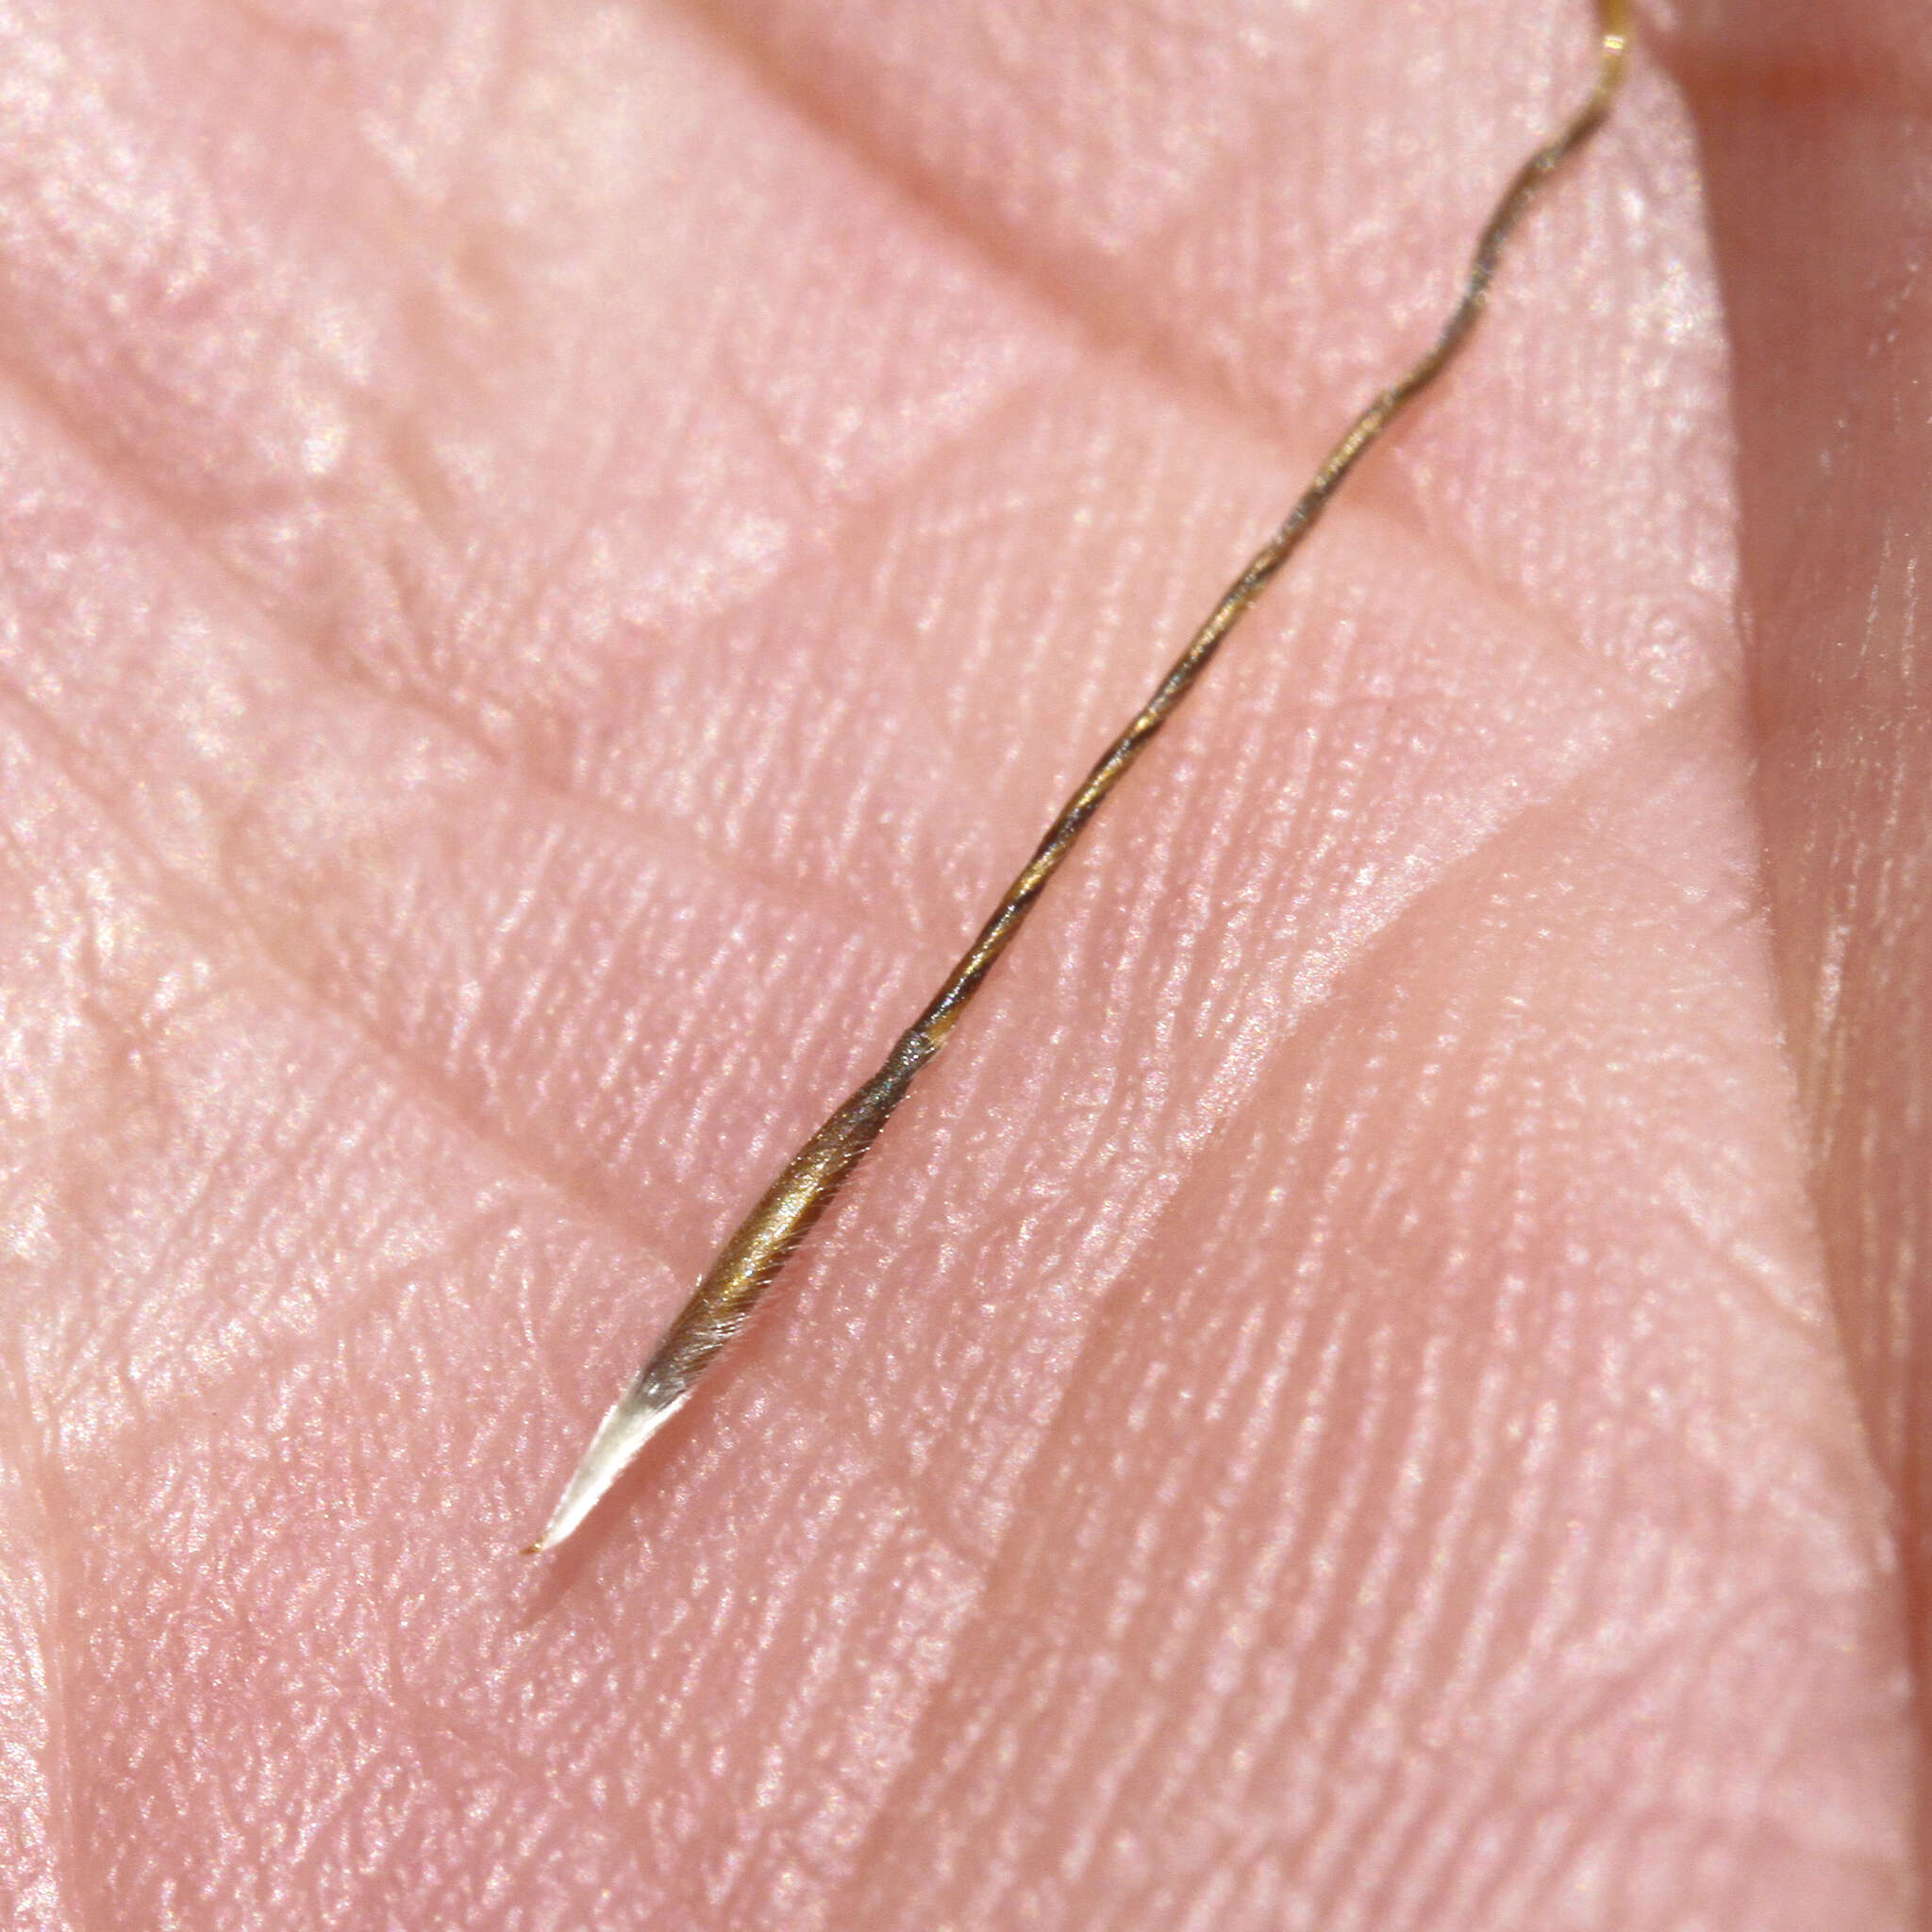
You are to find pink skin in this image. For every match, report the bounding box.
[0,0,1923,1925]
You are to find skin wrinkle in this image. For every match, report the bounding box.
[11,0,1676,838]
[687,0,1717,700]
[846,382,1604,941]
[15,0,1700,1090]
[689,0,1703,537]
[822,704,1897,1924]
[0,0,1075,868]
[68,1042,981,1932]
[1674,33,1932,1893]
[0,247,1063,940]
[0,129,1605,971]
[680,0,1565,398]
[780,657,1636,1539]
[670,0,1260,382]
[0,674,693,1296]
[0,233,1661,1329]
[0,1,1917,1926]
[0,730,679,1468]
[0,681,242,1007]
[0,435,954,1261]
[66,1074,408,1454]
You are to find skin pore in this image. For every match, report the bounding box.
[0,0,1926,1926]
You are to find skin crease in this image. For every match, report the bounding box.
[0,0,1924,1927]
[1674,0,1932,1885]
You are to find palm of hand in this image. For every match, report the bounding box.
[0,1,1922,1926]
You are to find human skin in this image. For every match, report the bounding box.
[0,0,1925,1925]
